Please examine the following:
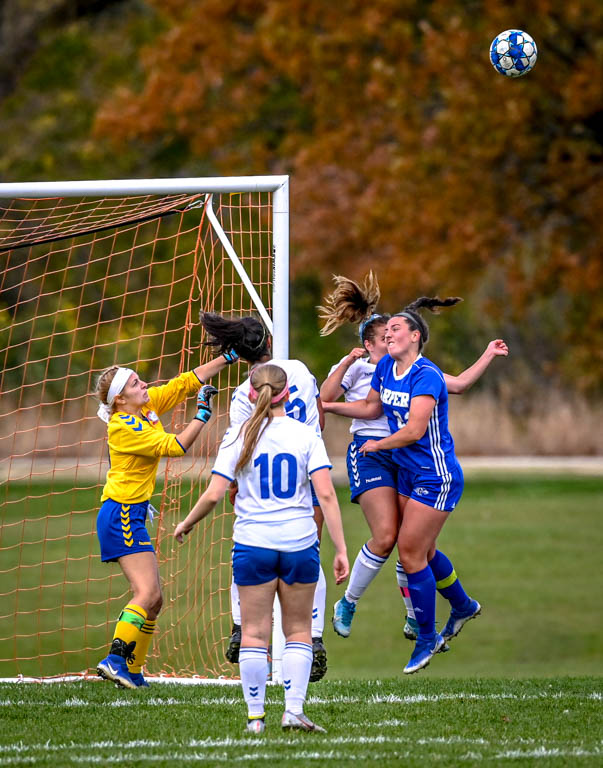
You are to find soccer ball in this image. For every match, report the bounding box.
[490,30,537,78]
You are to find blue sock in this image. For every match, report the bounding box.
[429,550,471,612]
[406,566,436,638]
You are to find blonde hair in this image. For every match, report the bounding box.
[235,364,288,473]
[318,271,381,336]
[95,366,119,407]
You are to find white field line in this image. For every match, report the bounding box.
[0,753,414,765]
[0,740,601,766]
[0,735,598,753]
[1,690,600,708]
[496,747,602,759]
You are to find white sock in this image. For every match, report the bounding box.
[282,641,313,715]
[239,646,268,718]
[396,561,416,620]
[231,580,241,625]
[311,565,326,637]
[345,542,387,603]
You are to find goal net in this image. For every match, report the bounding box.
[0,176,289,680]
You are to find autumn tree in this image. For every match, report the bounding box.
[92,0,603,394]
[0,0,601,398]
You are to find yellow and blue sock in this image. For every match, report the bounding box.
[128,619,156,674]
[429,550,471,612]
[111,603,147,662]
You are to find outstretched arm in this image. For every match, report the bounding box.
[444,340,508,395]
[319,348,366,402]
[322,386,383,420]
[360,395,435,454]
[174,474,230,542]
[193,350,238,384]
[175,385,218,450]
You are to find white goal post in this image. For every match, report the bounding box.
[0,175,290,682]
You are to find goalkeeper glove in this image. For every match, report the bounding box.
[195,385,219,423]
[223,349,239,365]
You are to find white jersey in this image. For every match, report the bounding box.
[212,417,332,551]
[328,356,391,438]
[229,358,321,436]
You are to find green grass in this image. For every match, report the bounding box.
[1,474,602,679]
[1,474,602,765]
[323,474,603,679]
[0,677,601,766]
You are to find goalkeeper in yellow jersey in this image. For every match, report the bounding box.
[94,350,238,688]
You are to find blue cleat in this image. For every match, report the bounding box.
[403,633,446,675]
[403,616,419,641]
[441,600,481,641]
[129,672,150,688]
[332,596,356,638]
[97,653,137,689]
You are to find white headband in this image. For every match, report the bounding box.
[96,367,135,423]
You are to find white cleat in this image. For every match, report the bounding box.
[245,717,265,734]
[281,710,326,733]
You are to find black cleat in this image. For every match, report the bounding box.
[225,623,241,664]
[309,637,327,682]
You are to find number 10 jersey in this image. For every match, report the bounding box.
[212,417,331,551]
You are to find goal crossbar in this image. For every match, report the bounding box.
[0,175,290,358]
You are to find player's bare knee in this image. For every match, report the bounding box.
[152,590,163,614]
[371,529,396,557]
[134,588,162,615]
[398,545,422,573]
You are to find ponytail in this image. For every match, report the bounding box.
[200,312,269,362]
[235,364,288,473]
[318,271,382,337]
[394,296,462,352]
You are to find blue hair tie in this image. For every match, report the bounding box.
[358,313,383,342]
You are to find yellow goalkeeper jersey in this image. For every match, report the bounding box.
[101,371,202,504]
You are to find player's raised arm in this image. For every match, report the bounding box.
[193,349,239,384]
[444,340,508,394]
[319,348,366,402]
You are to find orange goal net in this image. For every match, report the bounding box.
[0,176,289,679]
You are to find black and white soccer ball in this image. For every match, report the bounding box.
[490,29,537,78]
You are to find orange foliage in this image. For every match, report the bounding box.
[95,0,603,391]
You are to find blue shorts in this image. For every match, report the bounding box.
[232,541,320,586]
[347,435,398,503]
[96,499,155,562]
[396,463,464,512]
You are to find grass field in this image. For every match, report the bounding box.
[1,473,602,680]
[0,677,601,766]
[324,473,603,679]
[0,473,602,764]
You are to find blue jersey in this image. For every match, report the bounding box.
[370,354,458,476]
